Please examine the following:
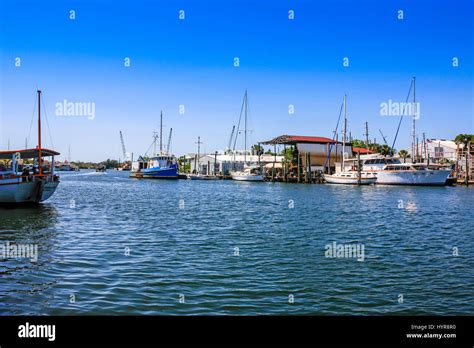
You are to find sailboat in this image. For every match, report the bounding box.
[230,90,264,182]
[0,90,61,204]
[323,95,377,185]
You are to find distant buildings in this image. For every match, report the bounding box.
[412,139,457,162]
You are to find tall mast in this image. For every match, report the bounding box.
[365,121,369,150]
[244,89,248,164]
[159,111,163,154]
[412,77,416,163]
[341,94,347,172]
[195,136,203,173]
[38,90,42,175]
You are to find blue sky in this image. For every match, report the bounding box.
[1,0,472,162]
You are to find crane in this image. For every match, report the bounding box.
[119,131,130,161]
[227,125,235,151]
[166,128,173,155]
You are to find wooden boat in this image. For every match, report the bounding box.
[0,90,60,204]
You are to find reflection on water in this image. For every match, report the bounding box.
[0,204,59,314]
[0,170,473,315]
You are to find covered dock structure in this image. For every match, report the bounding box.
[260,135,353,182]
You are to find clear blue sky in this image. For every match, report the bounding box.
[1,0,472,162]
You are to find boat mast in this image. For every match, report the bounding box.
[196,136,202,174]
[38,90,42,175]
[412,77,416,163]
[341,94,347,172]
[244,89,248,164]
[160,111,163,155]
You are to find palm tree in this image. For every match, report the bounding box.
[398,150,409,163]
[251,144,264,156]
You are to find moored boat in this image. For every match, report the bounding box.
[0,90,60,204]
[230,166,265,181]
[324,171,376,185]
[230,90,265,182]
[376,163,450,186]
[130,112,179,179]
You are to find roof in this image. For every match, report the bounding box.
[0,148,60,160]
[261,135,342,145]
[353,147,375,154]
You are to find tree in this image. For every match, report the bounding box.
[351,139,367,148]
[398,149,409,163]
[251,144,264,156]
[454,134,474,145]
[380,145,393,156]
[280,147,296,162]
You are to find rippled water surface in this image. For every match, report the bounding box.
[1,170,473,315]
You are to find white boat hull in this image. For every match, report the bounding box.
[324,174,376,185]
[376,170,449,186]
[231,173,265,181]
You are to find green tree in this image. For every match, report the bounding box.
[380,145,393,156]
[251,144,264,156]
[280,147,296,162]
[351,139,367,148]
[454,134,474,145]
[398,149,409,163]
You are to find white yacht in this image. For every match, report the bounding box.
[376,163,450,186]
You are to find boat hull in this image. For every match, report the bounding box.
[131,165,178,179]
[376,170,449,186]
[324,174,376,185]
[0,179,59,204]
[231,173,265,181]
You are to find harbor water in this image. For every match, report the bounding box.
[0,170,473,315]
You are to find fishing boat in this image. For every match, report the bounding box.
[376,163,450,186]
[130,112,178,179]
[0,90,61,204]
[323,95,377,185]
[230,90,264,182]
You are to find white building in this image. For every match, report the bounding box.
[413,139,457,162]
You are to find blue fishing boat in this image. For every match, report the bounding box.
[130,112,179,179]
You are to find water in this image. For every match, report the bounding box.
[0,170,473,315]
